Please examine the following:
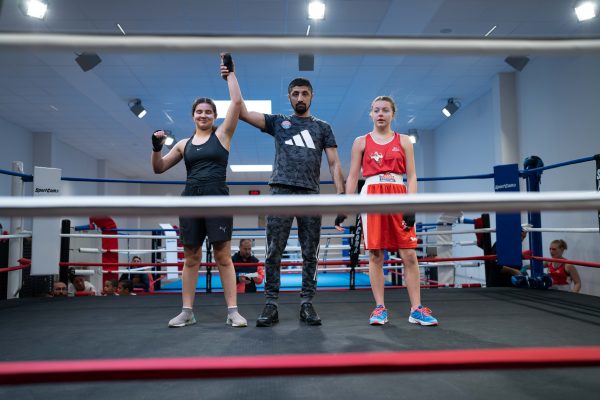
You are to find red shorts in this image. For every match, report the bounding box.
[360,173,417,250]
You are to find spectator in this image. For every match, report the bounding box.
[487,230,528,287]
[545,239,581,293]
[117,279,135,296]
[103,279,118,296]
[119,255,150,292]
[68,272,98,296]
[232,239,264,293]
[52,281,68,297]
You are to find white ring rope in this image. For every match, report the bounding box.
[1,191,599,217]
[522,227,599,233]
[1,33,599,55]
[65,232,354,240]
[233,233,354,239]
[77,245,352,253]
[64,233,169,239]
[0,233,32,239]
[417,228,494,236]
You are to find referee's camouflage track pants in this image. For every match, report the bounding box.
[264,185,321,304]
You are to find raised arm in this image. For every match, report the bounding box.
[239,94,266,130]
[151,130,184,174]
[217,54,242,142]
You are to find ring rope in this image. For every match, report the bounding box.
[1,191,598,217]
[1,33,600,55]
[1,346,598,385]
[55,255,495,269]
[522,227,599,233]
[0,234,32,239]
[524,255,600,269]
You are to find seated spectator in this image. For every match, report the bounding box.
[52,281,68,297]
[117,279,135,296]
[119,255,150,292]
[545,239,581,293]
[487,230,528,287]
[103,279,118,296]
[232,239,264,293]
[68,272,98,296]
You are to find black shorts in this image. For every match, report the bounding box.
[179,183,232,247]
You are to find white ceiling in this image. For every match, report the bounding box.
[0,0,599,182]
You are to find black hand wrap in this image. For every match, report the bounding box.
[402,213,415,231]
[222,53,234,73]
[334,214,347,227]
[152,130,164,152]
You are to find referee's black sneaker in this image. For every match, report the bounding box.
[300,303,322,326]
[256,304,279,327]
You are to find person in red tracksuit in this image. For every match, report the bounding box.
[340,96,438,326]
[545,239,581,293]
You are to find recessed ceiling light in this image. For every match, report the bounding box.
[19,0,48,19]
[308,1,325,20]
[574,1,597,21]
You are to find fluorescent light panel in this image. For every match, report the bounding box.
[230,165,273,172]
[214,100,271,119]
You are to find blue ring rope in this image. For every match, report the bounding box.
[1,154,597,185]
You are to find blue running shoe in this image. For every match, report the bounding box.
[369,305,388,325]
[408,305,438,326]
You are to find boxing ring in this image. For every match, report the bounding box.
[1,31,600,399]
[2,192,600,399]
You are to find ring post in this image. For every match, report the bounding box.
[31,167,62,276]
[205,240,212,293]
[595,154,600,234]
[494,164,523,270]
[523,157,544,277]
[348,215,363,290]
[59,220,70,285]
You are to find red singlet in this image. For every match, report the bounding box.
[360,132,416,250]
[547,262,569,286]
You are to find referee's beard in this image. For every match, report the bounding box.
[292,101,311,115]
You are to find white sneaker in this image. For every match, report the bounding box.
[168,311,197,328]
[226,311,248,327]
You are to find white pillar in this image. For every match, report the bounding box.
[492,73,520,165]
[7,161,24,298]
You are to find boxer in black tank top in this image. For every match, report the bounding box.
[151,54,247,328]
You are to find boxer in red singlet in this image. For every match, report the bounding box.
[545,239,581,293]
[341,96,438,326]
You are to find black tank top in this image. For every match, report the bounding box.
[183,131,229,186]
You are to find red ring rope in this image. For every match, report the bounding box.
[524,254,600,269]
[0,346,598,385]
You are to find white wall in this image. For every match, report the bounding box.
[0,119,33,230]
